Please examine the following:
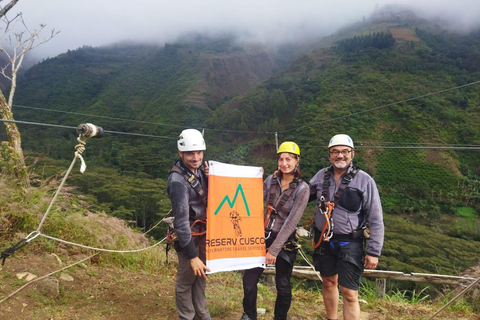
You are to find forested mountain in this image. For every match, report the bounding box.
[206,7,480,224]
[12,34,307,168]
[6,33,310,237]
[3,5,479,276]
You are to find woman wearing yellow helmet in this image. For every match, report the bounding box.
[240,141,309,320]
[276,141,301,177]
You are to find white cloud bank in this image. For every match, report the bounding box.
[7,0,480,60]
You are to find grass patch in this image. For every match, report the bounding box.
[456,207,477,219]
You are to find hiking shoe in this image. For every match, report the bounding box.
[240,313,255,320]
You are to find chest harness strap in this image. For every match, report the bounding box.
[312,166,358,248]
[264,174,300,240]
[169,165,206,200]
[165,165,207,262]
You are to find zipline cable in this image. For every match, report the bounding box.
[13,104,272,134]
[14,104,188,129]
[0,118,176,139]
[299,145,480,150]
[13,80,480,136]
[280,79,480,133]
[3,117,478,149]
[4,79,480,142]
[144,209,171,234]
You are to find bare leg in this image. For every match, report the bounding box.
[340,285,360,320]
[321,275,339,320]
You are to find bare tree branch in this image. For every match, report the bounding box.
[0,0,19,19]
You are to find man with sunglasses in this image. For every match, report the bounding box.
[309,134,384,320]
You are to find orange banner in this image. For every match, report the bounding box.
[206,161,265,273]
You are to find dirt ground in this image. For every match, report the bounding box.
[390,28,420,42]
[0,253,180,320]
[0,253,478,320]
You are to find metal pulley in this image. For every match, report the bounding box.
[76,123,104,139]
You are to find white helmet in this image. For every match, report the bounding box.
[328,134,354,149]
[177,129,206,151]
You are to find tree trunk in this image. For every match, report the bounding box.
[0,90,29,186]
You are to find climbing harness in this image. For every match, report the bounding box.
[264,174,300,240]
[264,205,276,240]
[263,172,304,253]
[311,196,335,249]
[282,232,302,251]
[311,166,360,249]
[164,214,207,264]
[164,164,208,263]
[165,219,206,240]
[169,165,206,200]
[190,219,207,236]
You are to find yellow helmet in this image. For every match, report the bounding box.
[277,141,300,156]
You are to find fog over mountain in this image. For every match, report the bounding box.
[8,0,480,61]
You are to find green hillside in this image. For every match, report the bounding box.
[12,34,289,167]
[206,17,480,228]
[1,7,479,279]
[7,34,299,239]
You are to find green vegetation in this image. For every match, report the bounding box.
[0,9,478,304]
[334,32,396,53]
[206,24,480,231]
[1,151,478,318]
[0,173,166,273]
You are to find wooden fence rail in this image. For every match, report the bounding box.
[264,266,476,285]
[263,266,478,298]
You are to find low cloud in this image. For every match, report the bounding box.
[8,0,480,61]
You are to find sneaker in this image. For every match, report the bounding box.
[240,313,255,320]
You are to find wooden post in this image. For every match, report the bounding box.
[376,278,386,299]
[267,274,276,289]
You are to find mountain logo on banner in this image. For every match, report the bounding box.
[213,184,251,216]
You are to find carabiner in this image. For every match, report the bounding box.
[25,230,41,243]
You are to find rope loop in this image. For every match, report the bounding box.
[75,135,87,173]
[25,230,41,242]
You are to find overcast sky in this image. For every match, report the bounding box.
[8,0,480,61]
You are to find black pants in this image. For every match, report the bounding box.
[242,253,295,320]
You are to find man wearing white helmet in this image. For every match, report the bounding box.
[167,129,214,320]
[309,134,384,320]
